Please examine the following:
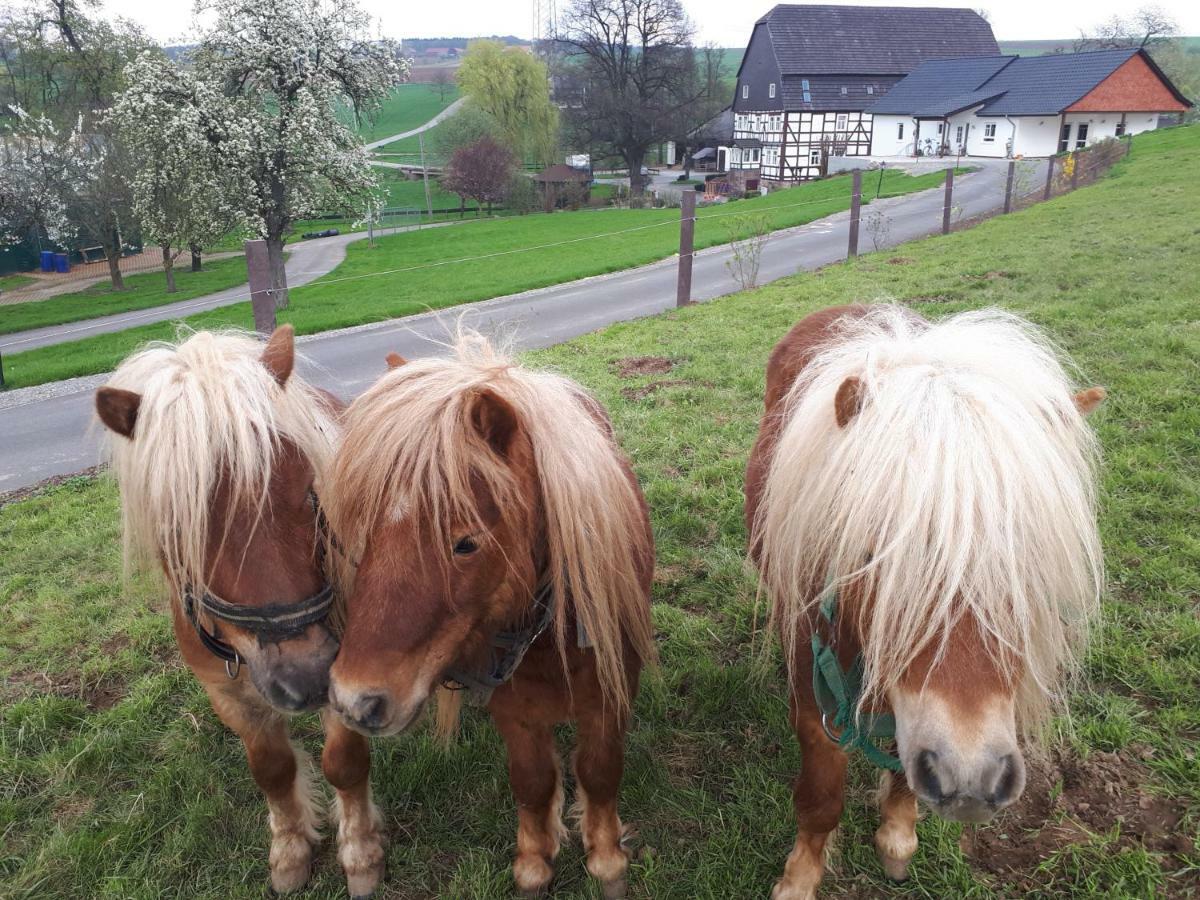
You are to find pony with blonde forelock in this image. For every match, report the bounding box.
[325,331,655,898]
[95,326,386,897]
[744,305,1105,899]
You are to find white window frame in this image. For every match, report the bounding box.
[866,85,874,95]
[809,147,822,167]
[749,148,760,165]
[742,83,749,99]
[836,114,848,131]
[955,125,964,146]
[983,122,997,142]
[769,82,776,98]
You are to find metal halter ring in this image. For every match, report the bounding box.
[821,711,840,743]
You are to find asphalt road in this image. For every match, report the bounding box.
[0,159,1034,493]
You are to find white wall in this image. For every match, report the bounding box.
[1012,117,1061,157]
[870,115,915,155]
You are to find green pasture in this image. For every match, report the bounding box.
[1,125,1197,897]
[347,83,460,143]
[0,168,951,390]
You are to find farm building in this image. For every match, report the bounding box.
[868,48,1192,158]
[723,4,999,183]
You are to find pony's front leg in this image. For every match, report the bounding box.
[321,709,386,899]
[205,683,320,893]
[492,711,567,896]
[573,708,632,899]
[875,770,918,881]
[775,714,848,900]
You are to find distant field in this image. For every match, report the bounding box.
[346,83,459,143]
[998,36,1200,55]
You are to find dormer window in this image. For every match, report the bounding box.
[841,86,848,95]
[801,78,811,103]
[866,85,874,95]
[742,84,749,99]
[769,82,776,98]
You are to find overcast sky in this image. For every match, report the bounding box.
[99,0,1200,48]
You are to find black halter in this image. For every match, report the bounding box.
[180,491,340,679]
[442,581,557,698]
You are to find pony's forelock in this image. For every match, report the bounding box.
[326,331,655,713]
[101,329,339,597]
[756,306,1102,734]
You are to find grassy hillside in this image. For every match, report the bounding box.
[347,83,460,143]
[0,168,951,389]
[1,125,1196,898]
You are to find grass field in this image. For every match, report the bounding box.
[0,256,248,337]
[0,168,952,390]
[0,274,36,293]
[347,83,460,143]
[2,125,1197,898]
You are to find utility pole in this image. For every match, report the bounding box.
[419,131,433,220]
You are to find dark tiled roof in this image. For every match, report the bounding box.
[689,106,733,142]
[780,75,902,111]
[868,48,1177,117]
[759,4,999,75]
[533,164,591,183]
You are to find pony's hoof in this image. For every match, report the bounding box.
[599,875,628,899]
[268,861,311,894]
[878,852,911,882]
[345,866,384,899]
[771,880,817,900]
[513,853,553,896]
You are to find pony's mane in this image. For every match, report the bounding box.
[101,329,339,597]
[326,332,655,712]
[756,306,1102,731]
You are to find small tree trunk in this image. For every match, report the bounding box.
[190,243,202,272]
[104,223,126,291]
[265,233,289,310]
[161,243,177,293]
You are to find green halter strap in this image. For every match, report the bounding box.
[810,579,904,772]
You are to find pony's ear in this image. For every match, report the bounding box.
[95,387,141,439]
[1073,386,1106,416]
[261,324,295,386]
[385,352,407,369]
[469,389,520,460]
[834,376,865,428]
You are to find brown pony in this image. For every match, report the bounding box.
[95,327,385,897]
[323,333,655,898]
[745,305,1105,898]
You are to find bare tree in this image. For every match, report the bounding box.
[1074,5,1178,51]
[430,67,455,102]
[555,0,700,196]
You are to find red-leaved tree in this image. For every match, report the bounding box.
[440,137,516,216]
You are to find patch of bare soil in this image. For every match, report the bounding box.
[621,379,690,401]
[4,668,124,711]
[959,747,1191,888]
[887,256,914,265]
[0,465,103,508]
[612,356,675,377]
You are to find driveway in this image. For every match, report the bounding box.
[0,159,1037,492]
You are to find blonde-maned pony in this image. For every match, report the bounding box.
[744,304,1106,897]
[325,331,655,897]
[94,327,387,897]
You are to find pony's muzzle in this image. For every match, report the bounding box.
[909,746,1026,823]
[327,677,424,737]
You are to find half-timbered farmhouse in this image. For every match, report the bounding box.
[867,48,1191,158]
[725,4,999,183]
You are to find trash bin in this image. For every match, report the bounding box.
[53,253,70,273]
[40,250,55,272]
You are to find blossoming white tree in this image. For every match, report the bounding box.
[146,0,410,308]
[0,106,80,250]
[111,52,246,292]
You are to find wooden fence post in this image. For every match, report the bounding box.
[244,239,276,335]
[847,169,862,259]
[1070,152,1080,190]
[942,167,954,235]
[1003,160,1016,214]
[1044,156,1055,201]
[676,189,696,307]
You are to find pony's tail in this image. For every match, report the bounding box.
[432,687,464,747]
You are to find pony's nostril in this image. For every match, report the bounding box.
[986,753,1023,806]
[914,749,950,803]
[270,677,311,712]
[352,694,388,729]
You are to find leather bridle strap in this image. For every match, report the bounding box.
[443,581,557,697]
[182,583,335,679]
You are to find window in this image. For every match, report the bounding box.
[840,86,848,96]
[809,147,822,167]
[749,148,760,164]
[769,114,782,131]
[742,83,749,99]
[1115,119,1126,136]
[897,122,905,140]
[937,122,944,136]
[769,82,776,98]
[735,114,747,132]
[866,85,874,95]
[983,122,997,142]
[1075,123,1089,148]
[801,78,811,104]
[955,125,964,147]
[764,147,779,166]
[1058,122,1071,153]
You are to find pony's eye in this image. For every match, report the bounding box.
[453,536,479,556]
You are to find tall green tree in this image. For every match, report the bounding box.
[456,40,559,166]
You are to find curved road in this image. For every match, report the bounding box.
[0,159,1036,492]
